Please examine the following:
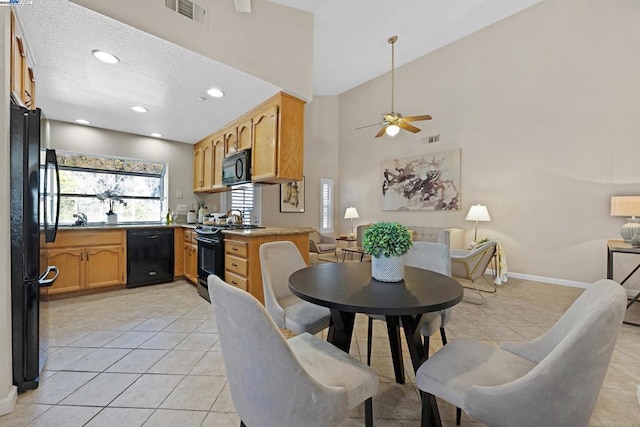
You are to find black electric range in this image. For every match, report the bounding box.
[193,224,265,301]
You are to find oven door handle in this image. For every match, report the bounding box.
[195,236,220,245]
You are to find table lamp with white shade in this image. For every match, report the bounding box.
[344,207,359,237]
[610,196,640,242]
[466,204,491,243]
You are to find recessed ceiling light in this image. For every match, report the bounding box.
[150,133,162,138]
[131,106,148,113]
[74,119,90,125]
[206,88,225,98]
[92,50,119,64]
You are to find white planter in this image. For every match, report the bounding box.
[371,255,405,282]
[107,213,118,225]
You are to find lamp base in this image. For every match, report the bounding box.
[621,219,640,242]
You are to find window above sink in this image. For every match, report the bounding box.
[54,151,168,225]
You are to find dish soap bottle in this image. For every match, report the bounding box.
[166,211,172,224]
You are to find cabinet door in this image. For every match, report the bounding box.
[224,129,238,155]
[202,138,214,190]
[212,135,225,188]
[44,248,84,295]
[85,245,125,289]
[252,106,278,181]
[237,119,252,151]
[183,243,197,283]
[193,144,204,191]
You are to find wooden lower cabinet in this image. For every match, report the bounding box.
[41,230,126,296]
[183,229,198,284]
[223,232,309,304]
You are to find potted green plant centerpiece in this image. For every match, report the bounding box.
[362,221,413,282]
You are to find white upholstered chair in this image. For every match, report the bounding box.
[417,279,626,427]
[366,242,453,365]
[208,275,379,427]
[260,241,331,335]
[450,239,499,304]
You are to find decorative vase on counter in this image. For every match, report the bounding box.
[371,255,405,282]
[198,207,209,224]
[107,213,118,225]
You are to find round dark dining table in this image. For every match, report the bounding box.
[289,262,463,384]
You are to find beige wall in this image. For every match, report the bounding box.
[0,9,17,415]
[261,96,340,230]
[337,0,640,285]
[70,0,314,101]
[47,120,214,215]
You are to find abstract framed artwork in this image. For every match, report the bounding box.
[381,149,461,211]
[280,176,305,212]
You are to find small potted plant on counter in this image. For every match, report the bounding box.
[362,221,413,282]
[97,189,127,224]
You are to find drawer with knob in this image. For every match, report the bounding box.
[225,271,248,291]
[225,254,248,276]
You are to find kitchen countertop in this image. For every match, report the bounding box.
[57,223,188,231]
[222,226,314,237]
[55,224,309,235]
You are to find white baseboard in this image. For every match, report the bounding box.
[0,385,17,416]
[486,269,591,289]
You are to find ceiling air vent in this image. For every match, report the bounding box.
[164,0,207,25]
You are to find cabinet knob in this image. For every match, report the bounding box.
[232,263,238,267]
[232,247,238,251]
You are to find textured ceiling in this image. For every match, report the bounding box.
[16,0,543,144]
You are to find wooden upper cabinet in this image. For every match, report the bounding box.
[193,142,205,192]
[193,91,305,190]
[202,137,214,190]
[252,106,278,181]
[237,119,252,151]
[224,128,239,156]
[251,92,305,183]
[10,12,36,109]
[213,135,225,188]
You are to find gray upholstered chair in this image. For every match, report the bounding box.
[260,241,331,335]
[308,228,337,255]
[208,275,379,427]
[450,239,499,304]
[417,279,626,427]
[366,242,453,365]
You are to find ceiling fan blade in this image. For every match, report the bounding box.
[402,114,432,122]
[398,121,421,133]
[355,122,383,130]
[375,126,387,138]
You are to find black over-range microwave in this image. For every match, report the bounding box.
[222,148,252,186]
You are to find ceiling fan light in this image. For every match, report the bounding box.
[386,124,400,136]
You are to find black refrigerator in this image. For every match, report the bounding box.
[10,104,60,393]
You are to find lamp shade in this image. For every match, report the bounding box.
[344,207,359,219]
[610,196,640,217]
[466,205,491,222]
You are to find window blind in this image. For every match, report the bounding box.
[320,178,333,233]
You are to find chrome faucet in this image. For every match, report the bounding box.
[73,212,88,226]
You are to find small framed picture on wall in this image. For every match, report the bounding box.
[280,176,305,213]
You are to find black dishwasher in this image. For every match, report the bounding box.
[127,229,174,288]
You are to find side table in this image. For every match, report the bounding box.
[335,236,357,260]
[607,240,640,326]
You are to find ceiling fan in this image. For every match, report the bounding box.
[356,36,432,138]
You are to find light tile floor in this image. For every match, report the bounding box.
[2,277,640,426]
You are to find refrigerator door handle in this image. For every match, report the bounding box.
[43,149,60,243]
[38,265,58,287]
